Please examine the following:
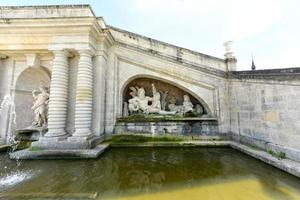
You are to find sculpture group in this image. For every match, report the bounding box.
[126,84,203,116]
[31,83,204,126]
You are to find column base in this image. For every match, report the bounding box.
[43,129,68,139]
[31,136,103,150]
[68,128,94,142]
[39,135,69,142]
[10,143,109,159]
[68,134,94,142]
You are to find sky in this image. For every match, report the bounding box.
[0,0,299,70]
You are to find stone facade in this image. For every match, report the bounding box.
[0,5,299,161]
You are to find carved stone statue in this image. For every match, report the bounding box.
[168,98,183,114]
[127,84,175,115]
[167,95,194,115]
[159,90,168,111]
[145,84,161,114]
[195,104,204,115]
[32,86,49,127]
[182,95,194,114]
[128,87,151,113]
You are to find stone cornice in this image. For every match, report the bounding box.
[114,41,228,79]
[229,68,300,81]
[108,25,226,63]
[0,5,95,19]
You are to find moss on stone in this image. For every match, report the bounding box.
[17,141,32,150]
[117,115,212,123]
[110,133,185,143]
[278,152,286,159]
[30,146,44,151]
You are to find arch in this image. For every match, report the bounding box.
[120,74,213,115]
[14,66,51,129]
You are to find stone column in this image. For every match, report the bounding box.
[43,50,70,140]
[69,50,94,141]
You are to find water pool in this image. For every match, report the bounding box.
[1,147,300,200]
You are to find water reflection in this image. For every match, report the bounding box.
[0,148,299,200]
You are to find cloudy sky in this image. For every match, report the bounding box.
[1,0,299,70]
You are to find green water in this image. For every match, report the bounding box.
[0,148,300,200]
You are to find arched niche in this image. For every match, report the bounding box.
[122,77,211,116]
[14,66,50,129]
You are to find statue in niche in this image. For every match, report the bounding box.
[195,104,204,115]
[159,90,168,111]
[128,86,140,114]
[168,98,184,114]
[127,84,175,115]
[145,84,161,114]
[128,86,151,114]
[182,95,194,114]
[168,95,194,115]
[31,85,49,127]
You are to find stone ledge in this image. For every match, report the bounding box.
[230,142,300,178]
[110,140,231,148]
[31,136,102,150]
[9,143,109,160]
[228,133,300,163]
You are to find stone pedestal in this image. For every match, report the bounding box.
[32,136,102,150]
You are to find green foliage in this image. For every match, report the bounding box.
[267,148,275,156]
[267,148,286,160]
[278,152,286,159]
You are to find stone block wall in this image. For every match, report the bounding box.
[229,77,300,161]
[115,121,219,136]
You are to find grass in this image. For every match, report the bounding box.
[267,148,275,156]
[267,148,286,160]
[278,152,286,159]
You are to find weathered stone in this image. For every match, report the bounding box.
[0,5,298,168]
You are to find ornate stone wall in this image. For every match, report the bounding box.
[123,77,206,114]
[0,5,299,162]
